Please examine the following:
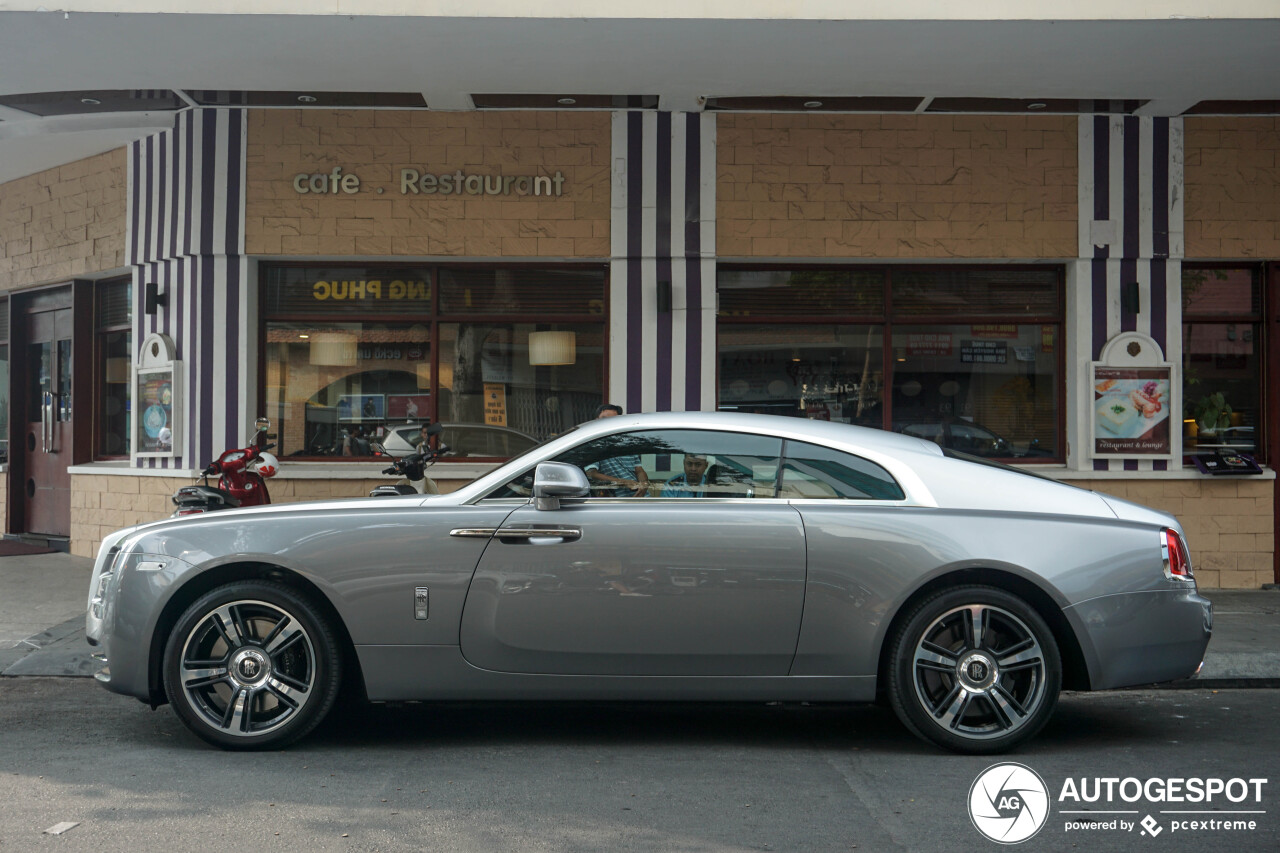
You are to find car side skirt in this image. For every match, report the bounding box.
[355,645,877,702]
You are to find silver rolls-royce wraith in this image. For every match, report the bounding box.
[86,412,1212,753]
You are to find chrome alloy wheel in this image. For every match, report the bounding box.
[911,604,1048,740]
[178,599,317,738]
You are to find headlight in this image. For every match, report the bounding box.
[90,569,113,620]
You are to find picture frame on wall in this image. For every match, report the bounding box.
[337,394,385,422]
[133,333,182,460]
[1089,332,1178,463]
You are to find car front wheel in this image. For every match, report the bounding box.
[887,585,1061,754]
[162,580,342,750]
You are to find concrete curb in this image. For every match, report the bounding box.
[0,617,97,678]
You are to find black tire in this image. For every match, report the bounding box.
[886,585,1061,754]
[162,580,342,750]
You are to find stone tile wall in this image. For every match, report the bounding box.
[245,110,610,258]
[1184,116,1280,259]
[0,149,128,292]
[716,114,1078,259]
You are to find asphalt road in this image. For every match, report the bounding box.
[0,680,1275,852]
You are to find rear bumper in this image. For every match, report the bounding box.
[1064,588,1212,690]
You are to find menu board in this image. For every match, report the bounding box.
[1091,366,1173,458]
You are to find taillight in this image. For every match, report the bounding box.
[1162,528,1194,582]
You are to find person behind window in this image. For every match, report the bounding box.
[410,422,433,449]
[661,453,711,498]
[585,404,649,496]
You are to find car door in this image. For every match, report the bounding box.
[458,429,807,676]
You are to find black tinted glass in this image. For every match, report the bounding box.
[780,440,905,500]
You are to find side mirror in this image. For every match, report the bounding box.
[531,462,589,511]
[426,422,444,437]
[255,417,271,433]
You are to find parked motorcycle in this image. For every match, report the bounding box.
[369,423,446,497]
[172,418,280,516]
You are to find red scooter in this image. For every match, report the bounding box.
[172,418,280,517]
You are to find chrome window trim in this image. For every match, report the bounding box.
[461,418,939,509]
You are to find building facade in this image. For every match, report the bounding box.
[0,104,1277,587]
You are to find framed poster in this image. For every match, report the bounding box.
[1089,332,1178,462]
[1091,366,1172,457]
[337,394,385,422]
[387,394,430,421]
[133,333,182,460]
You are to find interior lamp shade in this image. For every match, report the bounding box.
[528,331,576,366]
[309,331,358,366]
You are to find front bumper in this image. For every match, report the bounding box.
[1065,588,1212,690]
[85,534,193,703]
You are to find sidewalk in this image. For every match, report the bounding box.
[1,552,1277,685]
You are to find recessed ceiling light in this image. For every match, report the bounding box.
[297,95,318,103]
[557,97,577,105]
[80,97,101,105]
[1027,102,1047,110]
[299,334,310,339]
[802,100,823,109]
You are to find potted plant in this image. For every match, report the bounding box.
[1188,392,1232,440]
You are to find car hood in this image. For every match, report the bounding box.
[103,493,463,549]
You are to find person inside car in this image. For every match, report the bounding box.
[661,453,712,498]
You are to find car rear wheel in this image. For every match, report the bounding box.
[162,581,341,750]
[887,585,1061,754]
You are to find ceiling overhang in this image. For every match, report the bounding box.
[1,12,1278,183]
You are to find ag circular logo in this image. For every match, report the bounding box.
[968,762,1050,844]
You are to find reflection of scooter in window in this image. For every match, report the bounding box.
[369,423,447,496]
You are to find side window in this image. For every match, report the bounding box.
[556,429,783,498]
[483,428,790,501]
[779,440,905,501]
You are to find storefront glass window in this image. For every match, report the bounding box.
[96,280,131,457]
[718,325,884,425]
[717,267,1063,462]
[262,265,606,459]
[891,324,1058,459]
[265,322,431,457]
[437,323,604,444]
[1182,266,1263,459]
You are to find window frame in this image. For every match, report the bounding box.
[258,261,609,462]
[92,278,132,460]
[481,427,909,503]
[715,264,1067,464]
[1181,262,1267,464]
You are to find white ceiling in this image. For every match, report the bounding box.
[1,11,1279,183]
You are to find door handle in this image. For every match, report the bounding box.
[495,527,582,542]
[41,391,53,453]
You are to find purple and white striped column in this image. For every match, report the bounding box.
[128,108,252,470]
[1074,115,1184,471]
[610,112,717,414]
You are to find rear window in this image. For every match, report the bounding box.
[779,441,905,501]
